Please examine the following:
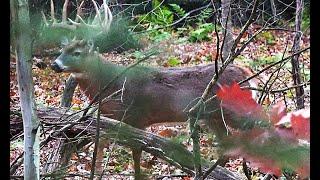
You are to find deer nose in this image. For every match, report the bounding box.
[50,62,63,73]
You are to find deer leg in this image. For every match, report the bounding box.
[96,139,109,174]
[132,148,144,179]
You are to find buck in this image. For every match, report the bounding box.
[51,39,257,178]
[47,0,256,178]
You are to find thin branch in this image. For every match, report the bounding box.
[238,47,310,85]
[213,13,220,80]
[230,0,260,58]
[242,82,309,94]
[258,40,289,104]
[200,157,225,180]
[89,94,102,180]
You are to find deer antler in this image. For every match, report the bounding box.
[90,0,113,32]
[74,1,85,23]
[102,0,113,32]
[50,0,56,24]
[43,0,113,33]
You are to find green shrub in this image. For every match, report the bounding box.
[189,23,215,42]
[256,31,276,45]
[250,53,283,69]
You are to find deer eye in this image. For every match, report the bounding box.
[73,51,81,56]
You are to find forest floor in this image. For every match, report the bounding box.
[10,25,310,179]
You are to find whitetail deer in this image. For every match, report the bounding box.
[47,0,257,178]
[51,39,257,178]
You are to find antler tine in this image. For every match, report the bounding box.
[74,0,85,23]
[50,0,56,23]
[50,0,77,30]
[51,0,112,31]
[68,18,81,25]
[69,16,98,28]
[92,0,102,27]
[102,0,113,32]
[41,11,49,26]
[62,0,69,23]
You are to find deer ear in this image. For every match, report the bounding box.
[88,40,94,53]
[61,37,69,47]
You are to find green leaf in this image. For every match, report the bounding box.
[189,23,214,42]
[151,31,171,42]
[167,57,181,67]
[133,51,145,59]
[169,4,186,17]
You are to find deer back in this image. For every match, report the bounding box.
[51,40,255,131]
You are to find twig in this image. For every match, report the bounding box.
[238,47,310,85]
[241,82,309,94]
[229,0,260,58]
[10,152,24,175]
[200,158,224,180]
[156,174,190,180]
[262,173,273,180]
[89,89,103,180]
[242,158,251,180]
[213,12,220,80]
[258,40,289,104]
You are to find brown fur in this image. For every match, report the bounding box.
[74,62,253,135]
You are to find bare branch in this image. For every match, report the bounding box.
[230,0,260,58]
[238,47,310,85]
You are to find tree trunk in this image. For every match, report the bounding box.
[10,0,40,179]
[291,0,305,109]
[220,0,234,61]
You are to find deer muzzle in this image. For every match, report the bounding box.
[50,61,64,73]
[51,57,69,73]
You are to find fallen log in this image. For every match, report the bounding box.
[17,107,246,179]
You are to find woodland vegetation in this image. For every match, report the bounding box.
[10,0,310,179]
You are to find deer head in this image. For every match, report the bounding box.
[46,0,114,73]
[51,40,95,73]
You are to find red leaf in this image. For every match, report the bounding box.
[222,128,309,177]
[269,101,287,125]
[216,82,266,119]
[274,127,296,142]
[158,128,178,138]
[249,158,282,177]
[275,109,310,140]
[296,164,310,179]
[291,111,310,140]
[225,147,281,177]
